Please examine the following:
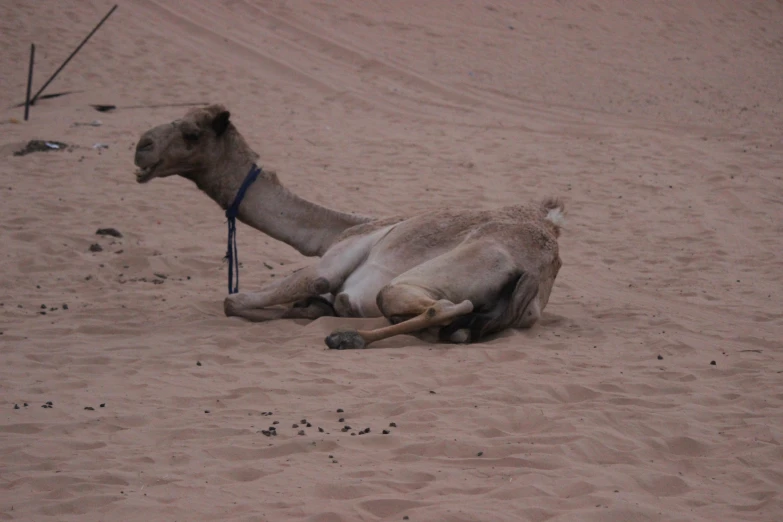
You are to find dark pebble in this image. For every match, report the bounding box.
[205,410,210,414]
[389,422,397,428]
[336,408,344,413]
[404,517,410,520]
[332,459,338,463]
[14,404,19,409]
[341,427,349,432]
[477,451,483,457]
[46,401,53,406]
[85,406,95,411]
[429,390,436,394]
[292,424,299,428]
[300,419,307,424]
[24,403,28,407]
[318,427,324,433]
[96,228,122,238]
[657,355,663,360]
[298,430,306,436]
[62,304,69,310]
[382,430,390,435]
[41,304,46,309]
[328,454,334,459]
[710,360,716,365]
[269,426,276,431]
[306,423,312,428]
[89,243,103,252]
[40,311,47,315]
[364,427,370,433]
[273,420,279,425]
[196,361,202,366]
[351,433,356,436]
[339,417,345,422]
[100,403,105,408]
[344,425,351,430]
[261,430,271,437]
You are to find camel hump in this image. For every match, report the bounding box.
[540,197,566,233]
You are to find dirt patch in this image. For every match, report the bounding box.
[14,140,69,156]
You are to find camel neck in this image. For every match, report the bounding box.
[192,162,371,257]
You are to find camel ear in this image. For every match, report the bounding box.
[212,110,231,137]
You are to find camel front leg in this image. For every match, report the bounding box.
[324,299,473,350]
[224,266,332,319]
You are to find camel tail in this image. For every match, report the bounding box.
[541,197,566,234]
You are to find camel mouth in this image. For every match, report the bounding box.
[135,161,162,183]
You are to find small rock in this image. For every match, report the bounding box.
[196,361,202,366]
[404,517,410,520]
[336,408,344,413]
[477,451,483,457]
[710,360,716,366]
[300,418,307,424]
[292,424,299,428]
[89,243,103,252]
[306,423,312,428]
[13,404,19,410]
[205,410,210,414]
[318,427,324,433]
[46,401,53,406]
[41,304,46,309]
[96,228,122,238]
[84,406,95,411]
[429,390,436,394]
[339,417,345,422]
[273,420,279,425]
[298,430,306,436]
[389,422,397,428]
[328,454,334,459]
[24,403,28,407]
[383,430,390,435]
[657,355,663,360]
[100,403,105,408]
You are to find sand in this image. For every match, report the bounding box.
[1,1,782,520]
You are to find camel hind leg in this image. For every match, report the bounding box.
[324,240,519,349]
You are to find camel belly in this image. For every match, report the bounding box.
[334,262,397,317]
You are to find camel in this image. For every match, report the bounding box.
[133,104,565,349]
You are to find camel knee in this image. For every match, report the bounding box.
[376,284,433,319]
[308,276,330,295]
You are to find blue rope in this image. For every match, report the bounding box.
[225,164,261,294]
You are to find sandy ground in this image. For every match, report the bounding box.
[1,1,782,521]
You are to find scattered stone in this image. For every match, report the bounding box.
[24,403,28,407]
[404,517,410,520]
[13,404,19,410]
[298,430,306,436]
[196,361,202,366]
[100,403,105,408]
[383,430,390,435]
[154,273,167,279]
[46,401,53,406]
[306,423,312,428]
[292,424,299,428]
[261,430,271,437]
[364,427,370,433]
[84,406,95,411]
[429,390,436,394]
[339,417,345,423]
[318,427,324,433]
[336,408,344,413]
[89,243,103,252]
[710,360,717,366]
[40,304,46,309]
[344,425,352,430]
[351,433,356,436]
[657,355,663,360]
[14,140,68,156]
[205,410,210,414]
[328,454,333,459]
[96,228,122,238]
[477,451,483,457]
[300,418,307,424]
[273,421,279,425]
[332,459,338,463]
[389,422,397,428]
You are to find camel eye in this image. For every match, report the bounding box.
[183,131,201,142]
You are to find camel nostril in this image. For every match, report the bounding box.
[136,138,154,152]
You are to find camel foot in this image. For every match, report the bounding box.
[224,293,259,317]
[325,328,366,350]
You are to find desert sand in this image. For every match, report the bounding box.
[1,1,782,521]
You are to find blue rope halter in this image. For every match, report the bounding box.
[225,164,261,294]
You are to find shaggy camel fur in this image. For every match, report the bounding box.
[133,105,565,349]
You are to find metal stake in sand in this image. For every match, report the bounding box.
[24,44,35,121]
[29,4,118,106]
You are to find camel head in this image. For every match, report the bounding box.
[133,104,234,183]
